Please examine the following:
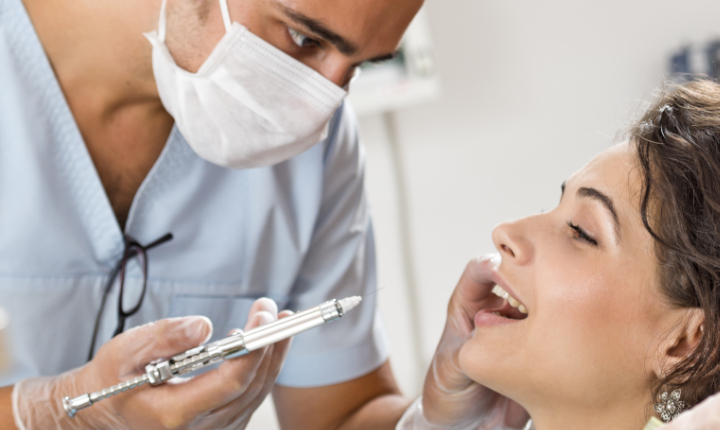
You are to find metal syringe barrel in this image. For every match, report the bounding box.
[224,299,343,358]
[63,297,357,419]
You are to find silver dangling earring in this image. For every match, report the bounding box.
[654,388,686,422]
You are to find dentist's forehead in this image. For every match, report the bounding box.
[274,0,423,53]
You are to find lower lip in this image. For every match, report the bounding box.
[474,309,523,327]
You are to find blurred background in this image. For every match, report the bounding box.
[243,0,720,427]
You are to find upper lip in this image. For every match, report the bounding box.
[491,270,527,310]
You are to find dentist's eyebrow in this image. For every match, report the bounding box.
[577,187,620,237]
[275,2,359,56]
[362,50,401,65]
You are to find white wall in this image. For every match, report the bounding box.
[248,1,720,427]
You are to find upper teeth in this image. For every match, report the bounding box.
[491,285,528,314]
[491,285,509,300]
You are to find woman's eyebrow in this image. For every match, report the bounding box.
[577,187,620,237]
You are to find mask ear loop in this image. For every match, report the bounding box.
[218,0,233,33]
[158,0,168,42]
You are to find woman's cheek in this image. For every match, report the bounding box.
[535,264,625,374]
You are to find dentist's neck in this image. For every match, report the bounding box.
[22,0,164,116]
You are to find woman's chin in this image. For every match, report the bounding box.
[458,340,499,389]
[458,336,527,401]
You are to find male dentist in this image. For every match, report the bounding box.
[0,0,424,428]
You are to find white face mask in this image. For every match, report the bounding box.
[144,0,348,169]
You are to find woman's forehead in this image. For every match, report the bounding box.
[566,143,653,245]
[567,143,639,202]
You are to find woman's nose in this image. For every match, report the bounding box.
[492,218,533,266]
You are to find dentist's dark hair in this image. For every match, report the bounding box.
[629,78,720,409]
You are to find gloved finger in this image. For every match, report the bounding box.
[206,298,280,391]
[278,309,294,318]
[127,303,283,427]
[247,297,278,321]
[210,310,295,415]
[179,343,277,430]
[103,316,213,375]
[231,302,294,396]
[423,256,505,418]
[242,332,292,410]
[264,309,294,378]
[447,254,504,335]
[232,310,294,409]
[220,297,279,338]
[209,327,294,426]
[143,310,276,422]
[258,309,294,383]
[201,309,295,426]
[454,254,501,306]
[201,343,277,427]
[186,300,282,428]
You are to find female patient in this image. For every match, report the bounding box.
[403,80,720,430]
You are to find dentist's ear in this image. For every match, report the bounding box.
[654,308,704,377]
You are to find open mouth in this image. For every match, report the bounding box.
[487,300,528,320]
[474,283,529,327]
[478,284,528,321]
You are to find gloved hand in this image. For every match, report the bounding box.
[12,298,292,430]
[662,392,720,430]
[398,255,529,430]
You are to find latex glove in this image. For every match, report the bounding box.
[662,392,720,430]
[12,298,292,430]
[400,255,529,430]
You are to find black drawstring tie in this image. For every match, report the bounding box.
[87,233,173,361]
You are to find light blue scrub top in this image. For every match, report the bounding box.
[0,0,387,388]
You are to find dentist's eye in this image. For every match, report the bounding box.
[568,222,598,246]
[287,28,321,49]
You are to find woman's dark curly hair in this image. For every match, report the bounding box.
[629,79,720,409]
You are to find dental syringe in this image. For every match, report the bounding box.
[63,296,362,418]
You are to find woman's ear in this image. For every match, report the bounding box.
[654,308,704,376]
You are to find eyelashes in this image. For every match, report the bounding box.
[287,28,321,49]
[567,221,598,246]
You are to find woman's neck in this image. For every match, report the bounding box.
[528,397,652,430]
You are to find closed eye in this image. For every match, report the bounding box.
[567,222,598,246]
